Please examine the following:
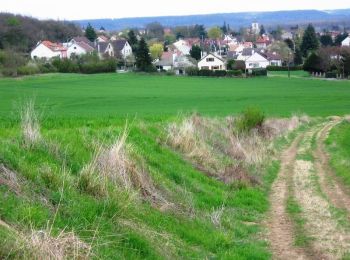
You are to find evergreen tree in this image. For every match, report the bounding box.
[300,24,319,57]
[189,45,202,61]
[85,23,97,42]
[303,52,322,72]
[320,34,333,47]
[294,48,303,65]
[259,25,266,36]
[135,38,153,72]
[334,33,348,46]
[221,22,227,34]
[127,30,138,52]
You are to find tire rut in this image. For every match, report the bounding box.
[314,119,350,214]
[267,134,308,260]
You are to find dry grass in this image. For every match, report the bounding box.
[0,164,21,195]
[20,100,41,147]
[79,126,167,207]
[167,114,309,184]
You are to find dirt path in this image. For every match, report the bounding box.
[267,134,307,260]
[314,119,350,213]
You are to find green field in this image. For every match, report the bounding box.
[0,73,350,119]
[0,73,350,259]
[326,121,350,188]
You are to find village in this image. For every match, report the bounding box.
[30,21,350,76]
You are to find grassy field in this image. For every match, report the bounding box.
[0,73,349,259]
[326,120,350,187]
[0,73,350,119]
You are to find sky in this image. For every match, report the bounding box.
[1,0,350,20]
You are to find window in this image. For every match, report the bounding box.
[201,66,209,70]
[206,57,214,62]
[212,66,219,70]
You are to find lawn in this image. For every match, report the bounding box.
[0,73,350,119]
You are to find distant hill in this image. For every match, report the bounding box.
[73,9,350,31]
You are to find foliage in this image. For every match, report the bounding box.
[189,45,202,61]
[250,69,267,77]
[266,65,303,71]
[0,49,27,77]
[149,43,164,60]
[300,24,319,57]
[208,27,222,39]
[294,48,303,65]
[320,35,333,47]
[0,13,82,52]
[341,47,350,77]
[303,52,323,72]
[135,38,154,72]
[127,30,139,52]
[85,23,97,42]
[233,60,246,71]
[146,22,164,39]
[268,41,293,63]
[334,33,348,46]
[174,24,207,39]
[259,25,266,36]
[236,107,265,133]
[227,59,235,70]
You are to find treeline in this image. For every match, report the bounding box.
[0,13,82,52]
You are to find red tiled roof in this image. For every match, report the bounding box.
[42,41,67,52]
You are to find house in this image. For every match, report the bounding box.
[154,51,195,74]
[281,32,293,40]
[255,36,270,49]
[97,35,109,43]
[67,42,95,58]
[69,36,94,48]
[173,39,191,55]
[342,36,350,46]
[198,53,226,71]
[97,40,132,59]
[31,40,67,59]
[245,52,269,69]
[154,51,176,71]
[263,52,283,66]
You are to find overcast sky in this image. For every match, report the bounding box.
[1,0,350,20]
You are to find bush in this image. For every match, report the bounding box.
[227,70,243,77]
[325,71,337,78]
[79,59,117,74]
[17,65,40,76]
[213,70,227,77]
[236,107,265,133]
[52,58,79,73]
[251,69,267,77]
[38,63,57,74]
[185,67,199,76]
[198,69,214,77]
[266,65,303,71]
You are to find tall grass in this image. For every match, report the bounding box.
[20,100,41,147]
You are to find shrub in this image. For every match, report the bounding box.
[236,107,265,133]
[226,70,243,77]
[325,71,337,78]
[198,69,214,77]
[185,67,199,76]
[251,69,267,77]
[38,63,58,73]
[213,70,227,77]
[266,65,303,71]
[17,65,40,76]
[52,58,79,73]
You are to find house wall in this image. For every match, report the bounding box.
[31,44,61,59]
[67,44,87,58]
[198,55,226,70]
[342,37,350,46]
[121,42,133,58]
[245,53,269,69]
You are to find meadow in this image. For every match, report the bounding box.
[0,73,350,119]
[0,73,350,259]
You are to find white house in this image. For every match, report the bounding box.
[97,40,132,59]
[245,52,269,69]
[31,41,67,59]
[342,36,350,47]
[67,42,95,58]
[198,53,226,71]
[173,39,191,55]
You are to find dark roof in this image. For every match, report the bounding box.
[261,52,282,61]
[227,51,238,59]
[72,36,94,47]
[97,42,109,53]
[111,40,127,52]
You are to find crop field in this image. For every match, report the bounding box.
[0,73,350,259]
[0,73,350,119]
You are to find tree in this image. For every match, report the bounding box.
[320,35,333,47]
[208,27,222,39]
[303,52,322,72]
[334,33,349,46]
[85,23,97,42]
[227,59,235,70]
[189,45,202,60]
[284,39,294,50]
[135,38,154,71]
[146,22,164,39]
[149,43,163,60]
[127,30,138,51]
[269,41,293,64]
[259,25,266,36]
[193,24,207,39]
[300,24,319,57]
[221,22,228,34]
[294,48,303,65]
[341,47,350,77]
